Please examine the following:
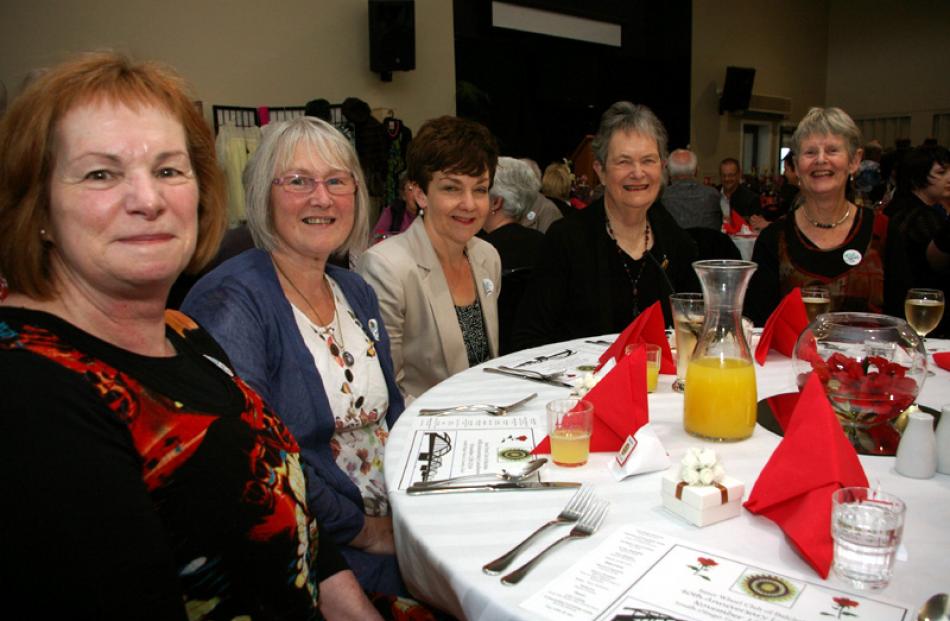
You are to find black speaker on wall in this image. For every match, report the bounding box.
[369,0,415,81]
[719,66,755,114]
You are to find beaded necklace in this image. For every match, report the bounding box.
[606,217,652,317]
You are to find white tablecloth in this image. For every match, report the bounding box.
[383,338,950,621]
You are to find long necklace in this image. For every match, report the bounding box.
[606,216,652,317]
[272,256,355,367]
[801,203,852,229]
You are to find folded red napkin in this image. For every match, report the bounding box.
[723,209,748,235]
[932,352,950,371]
[755,288,809,365]
[533,345,649,454]
[597,301,675,374]
[743,373,869,578]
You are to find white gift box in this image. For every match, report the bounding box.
[661,470,745,527]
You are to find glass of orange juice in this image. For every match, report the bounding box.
[645,344,661,392]
[547,398,593,467]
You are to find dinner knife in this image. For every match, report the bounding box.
[483,367,574,388]
[406,481,580,495]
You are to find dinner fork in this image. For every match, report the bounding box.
[482,485,593,575]
[500,499,609,585]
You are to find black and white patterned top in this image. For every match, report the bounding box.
[455,298,490,367]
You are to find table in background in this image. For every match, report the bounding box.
[384,337,950,621]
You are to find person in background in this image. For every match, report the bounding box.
[481,157,546,354]
[883,145,950,331]
[182,116,407,596]
[747,107,887,325]
[854,139,886,207]
[518,157,564,233]
[719,157,767,232]
[0,51,396,620]
[358,116,500,400]
[541,160,574,217]
[372,170,418,243]
[513,101,699,349]
[776,150,801,218]
[661,148,722,231]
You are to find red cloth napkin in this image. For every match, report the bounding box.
[533,345,649,454]
[722,209,748,235]
[755,288,809,365]
[743,374,869,578]
[932,352,950,371]
[597,301,675,374]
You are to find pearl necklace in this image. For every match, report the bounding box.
[272,256,355,367]
[801,204,852,230]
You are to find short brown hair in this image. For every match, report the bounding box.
[0,51,226,299]
[407,116,498,193]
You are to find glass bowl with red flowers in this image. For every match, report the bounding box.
[792,313,927,455]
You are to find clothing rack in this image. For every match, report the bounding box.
[213,104,348,135]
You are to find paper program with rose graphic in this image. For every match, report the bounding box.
[520,528,911,621]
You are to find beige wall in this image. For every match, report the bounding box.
[825,0,950,145]
[0,0,455,133]
[690,0,830,179]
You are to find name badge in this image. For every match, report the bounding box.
[842,249,862,266]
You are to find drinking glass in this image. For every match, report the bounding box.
[904,288,944,340]
[831,487,905,590]
[801,285,832,322]
[669,293,704,393]
[547,399,593,467]
[645,344,661,393]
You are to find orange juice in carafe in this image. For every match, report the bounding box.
[684,357,756,440]
[683,260,758,442]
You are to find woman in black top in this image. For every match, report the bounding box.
[513,102,698,349]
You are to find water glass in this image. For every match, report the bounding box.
[831,487,905,590]
[547,399,593,467]
[669,293,704,393]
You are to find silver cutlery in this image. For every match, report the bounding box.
[482,485,593,574]
[513,348,575,367]
[412,457,546,489]
[418,393,537,417]
[501,498,609,585]
[483,367,573,388]
[406,481,580,495]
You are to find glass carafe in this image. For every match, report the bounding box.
[683,260,758,441]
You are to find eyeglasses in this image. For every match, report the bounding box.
[273,173,357,196]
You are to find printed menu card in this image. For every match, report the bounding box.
[520,528,911,621]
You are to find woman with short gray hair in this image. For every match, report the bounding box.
[513,101,699,348]
[747,106,888,323]
[182,115,407,595]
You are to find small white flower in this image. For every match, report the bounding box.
[698,448,717,467]
[712,464,725,482]
[699,467,714,485]
[681,466,700,485]
[681,450,699,469]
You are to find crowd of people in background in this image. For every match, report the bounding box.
[2,50,949,619]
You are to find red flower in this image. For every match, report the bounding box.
[833,597,859,608]
[697,557,718,567]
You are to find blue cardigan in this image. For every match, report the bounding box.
[181,249,404,547]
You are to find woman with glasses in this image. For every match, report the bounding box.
[357,116,500,400]
[182,116,407,596]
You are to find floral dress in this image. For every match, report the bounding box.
[291,277,391,517]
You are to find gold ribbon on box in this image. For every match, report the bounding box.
[675,480,729,504]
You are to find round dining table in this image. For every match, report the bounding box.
[383,337,950,621]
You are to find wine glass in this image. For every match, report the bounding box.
[801,285,832,323]
[904,288,945,343]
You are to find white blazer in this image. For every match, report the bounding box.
[357,217,500,400]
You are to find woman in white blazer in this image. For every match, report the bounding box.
[358,116,501,400]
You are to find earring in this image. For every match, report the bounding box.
[39,228,47,237]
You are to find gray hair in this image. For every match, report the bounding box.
[592,101,669,166]
[243,116,369,258]
[667,148,697,177]
[791,107,863,161]
[490,157,540,220]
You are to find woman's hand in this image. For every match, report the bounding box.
[319,570,384,621]
[350,515,395,555]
